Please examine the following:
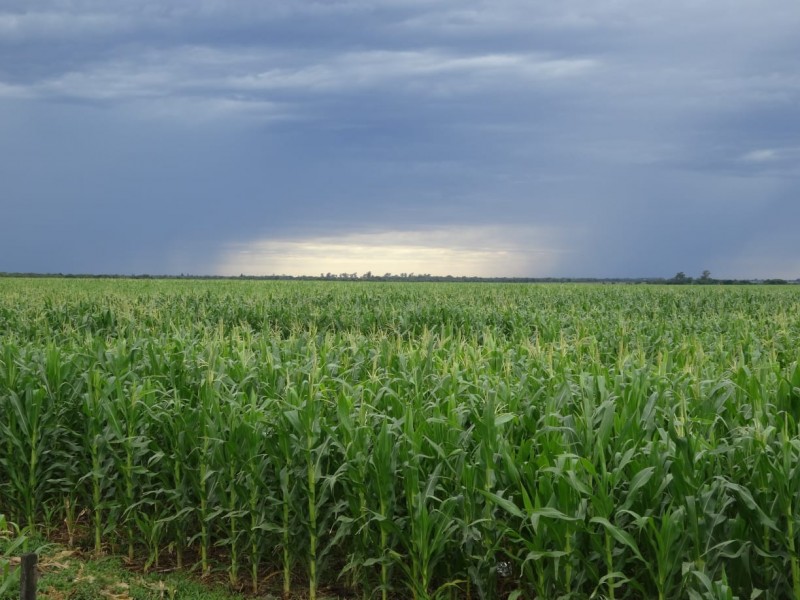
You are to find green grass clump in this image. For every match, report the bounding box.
[3,548,260,600]
[1,279,799,599]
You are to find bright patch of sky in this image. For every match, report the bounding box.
[214,226,567,277]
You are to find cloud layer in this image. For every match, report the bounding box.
[1,1,799,277]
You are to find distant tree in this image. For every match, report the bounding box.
[700,270,712,281]
[673,272,689,284]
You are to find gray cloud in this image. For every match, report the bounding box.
[1,0,799,277]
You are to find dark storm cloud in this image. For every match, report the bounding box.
[1,1,799,277]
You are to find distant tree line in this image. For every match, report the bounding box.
[1,270,797,284]
[668,270,791,285]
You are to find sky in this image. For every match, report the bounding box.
[1,1,799,279]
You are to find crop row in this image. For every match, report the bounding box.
[1,280,799,599]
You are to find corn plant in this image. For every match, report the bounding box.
[0,279,799,599]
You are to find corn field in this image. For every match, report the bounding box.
[1,279,799,599]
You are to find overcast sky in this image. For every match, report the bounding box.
[1,1,799,278]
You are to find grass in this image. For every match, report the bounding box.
[1,541,273,600]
